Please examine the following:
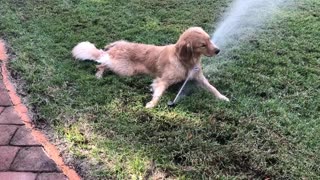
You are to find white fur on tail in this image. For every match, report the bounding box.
[72,41,102,61]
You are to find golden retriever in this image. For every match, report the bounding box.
[72,27,229,108]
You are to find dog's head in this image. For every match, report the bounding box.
[176,27,220,61]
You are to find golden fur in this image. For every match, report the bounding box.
[72,27,229,108]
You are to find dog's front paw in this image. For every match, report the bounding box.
[218,95,230,102]
[146,101,156,108]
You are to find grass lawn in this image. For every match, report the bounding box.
[1,0,320,179]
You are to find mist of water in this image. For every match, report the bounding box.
[202,0,288,74]
[212,0,287,51]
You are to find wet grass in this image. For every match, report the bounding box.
[1,0,319,179]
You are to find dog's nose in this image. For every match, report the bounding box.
[215,48,220,54]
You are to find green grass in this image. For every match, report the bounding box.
[1,0,320,179]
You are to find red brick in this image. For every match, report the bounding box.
[0,125,18,145]
[0,106,5,114]
[0,146,20,170]
[0,89,11,106]
[36,173,67,180]
[10,126,41,146]
[0,107,24,125]
[0,172,37,180]
[10,147,60,172]
[0,81,5,89]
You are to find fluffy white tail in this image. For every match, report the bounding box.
[72,41,102,61]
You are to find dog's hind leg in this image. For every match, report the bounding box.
[95,53,111,78]
[146,79,168,108]
[95,64,108,79]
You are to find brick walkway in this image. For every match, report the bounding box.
[0,40,80,180]
[0,69,68,180]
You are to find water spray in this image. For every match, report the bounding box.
[212,0,287,49]
[202,0,288,74]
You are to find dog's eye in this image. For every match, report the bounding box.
[200,44,206,47]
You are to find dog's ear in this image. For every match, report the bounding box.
[177,40,193,61]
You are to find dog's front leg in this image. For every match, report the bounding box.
[146,79,168,108]
[196,73,229,101]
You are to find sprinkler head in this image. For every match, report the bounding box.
[167,101,176,107]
